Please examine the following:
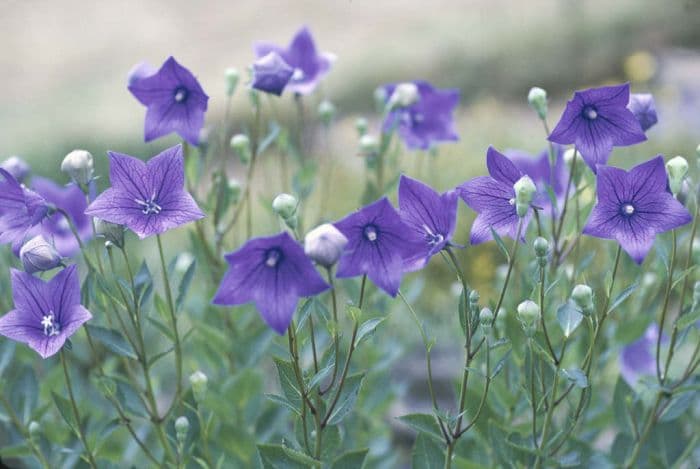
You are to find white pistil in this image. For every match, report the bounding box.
[41,312,60,337]
[623,204,635,215]
[134,192,162,215]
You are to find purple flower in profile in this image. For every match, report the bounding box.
[620,324,664,387]
[29,177,92,257]
[506,145,567,216]
[251,52,295,96]
[1,156,30,182]
[628,93,658,132]
[212,232,329,334]
[382,81,459,150]
[398,175,458,271]
[0,169,49,250]
[85,145,204,239]
[0,265,91,359]
[254,26,335,95]
[459,147,530,245]
[334,197,417,296]
[128,56,209,146]
[549,83,646,172]
[583,156,691,264]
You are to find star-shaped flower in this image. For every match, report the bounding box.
[251,52,295,96]
[398,175,458,271]
[0,265,92,358]
[459,147,530,245]
[85,145,204,239]
[583,156,691,264]
[548,83,647,172]
[334,197,418,296]
[254,26,335,95]
[382,81,460,150]
[0,169,49,251]
[212,232,330,334]
[128,56,209,146]
[506,145,567,216]
[627,93,658,132]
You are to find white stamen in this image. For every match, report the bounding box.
[364,226,378,242]
[41,312,60,337]
[623,204,635,215]
[174,89,187,103]
[508,198,516,206]
[134,192,162,215]
[292,68,305,81]
[265,250,281,268]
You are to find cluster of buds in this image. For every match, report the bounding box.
[272,193,299,230]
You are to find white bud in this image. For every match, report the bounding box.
[224,67,240,96]
[318,100,336,126]
[563,148,583,166]
[514,176,536,217]
[1,156,30,182]
[20,235,62,274]
[304,224,348,267]
[516,300,540,326]
[571,284,594,314]
[175,416,189,443]
[230,134,251,165]
[272,193,298,220]
[189,370,208,404]
[61,150,94,186]
[388,82,419,109]
[666,155,689,196]
[359,134,379,155]
[527,87,548,119]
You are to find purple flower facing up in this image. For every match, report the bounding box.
[85,145,204,239]
[398,175,458,271]
[29,177,92,257]
[506,145,568,216]
[254,26,335,95]
[459,147,530,245]
[628,93,658,132]
[128,56,209,146]
[212,232,329,334]
[583,156,691,264]
[549,83,647,172]
[0,265,91,359]
[334,197,418,296]
[620,324,663,387]
[0,169,49,251]
[382,81,460,150]
[251,52,295,96]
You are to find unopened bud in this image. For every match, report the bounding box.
[534,237,549,258]
[527,87,548,119]
[225,67,240,96]
[189,370,208,404]
[517,300,540,326]
[571,284,594,315]
[479,307,494,328]
[228,179,242,205]
[514,176,536,217]
[175,416,189,443]
[469,290,480,306]
[677,178,690,206]
[28,421,40,438]
[355,117,368,136]
[230,134,251,165]
[95,218,125,249]
[272,193,298,220]
[304,223,348,267]
[318,100,336,126]
[666,156,689,196]
[61,150,94,186]
[388,82,419,109]
[1,156,30,182]
[359,134,379,155]
[20,235,62,274]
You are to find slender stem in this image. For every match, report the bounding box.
[534,339,568,468]
[539,264,557,362]
[60,351,98,469]
[287,325,312,454]
[624,393,663,468]
[85,193,105,275]
[493,218,524,324]
[56,208,95,272]
[308,315,319,374]
[529,340,538,447]
[657,230,677,383]
[0,393,50,468]
[553,147,578,263]
[196,407,214,468]
[320,268,340,395]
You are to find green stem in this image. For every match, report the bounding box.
[60,351,98,469]
[534,339,568,468]
[553,147,578,264]
[493,218,524,324]
[624,393,663,468]
[320,268,340,395]
[539,263,557,362]
[657,230,678,383]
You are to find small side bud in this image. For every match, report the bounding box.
[230,134,251,165]
[95,218,125,249]
[318,100,336,126]
[224,67,240,96]
[175,416,189,443]
[189,370,208,404]
[359,134,379,156]
[387,82,419,110]
[1,156,30,182]
[514,176,536,217]
[666,155,689,196]
[479,307,494,328]
[304,223,348,267]
[272,193,298,220]
[571,284,594,315]
[355,117,369,136]
[28,421,41,438]
[527,87,548,119]
[228,179,242,205]
[20,235,62,274]
[534,237,549,259]
[61,150,94,186]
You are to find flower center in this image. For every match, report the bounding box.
[134,193,162,215]
[423,224,444,246]
[364,225,379,242]
[174,87,189,103]
[265,248,282,268]
[622,203,635,216]
[291,68,305,82]
[41,312,60,337]
[582,105,598,120]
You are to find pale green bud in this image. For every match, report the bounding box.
[527,87,548,119]
[95,218,125,249]
[175,416,189,443]
[517,300,540,326]
[355,117,369,136]
[534,237,549,258]
[514,176,536,217]
[272,193,298,220]
[230,134,251,165]
[479,307,494,328]
[571,284,594,315]
[318,100,336,126]
[469,290,480,306]
[189,370,208,404]
[228,178,242,204]
[28,421,40,438]
[359,134,379,155]
[666,155,689,196]
[693,281,700,306]
[61,150,94,186]
[224,67,240,96]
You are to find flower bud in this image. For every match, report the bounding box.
[479,307,494,328]
[516,300,540,326]
[318,100,336,126]
[514,176,536,217]
[272,193,298,220]
[304,223,348,267]
[677,178,690,206]
[534,237,549,258]
[189,370,208,404]
[571,284,594,315]
[1,156,30,182]
[175,416,189,443]
[527,87,548,120]
[95,218,125,249]
[61,150,94,186]
[230,134,251,165]
[359,134,379,155]
[388,82,419,109]
[666,155,689,196]
[224,67,240,96]
[469,290,480,306]
[28,421,40,438]
[228,179,242,205]
[20,235,62,274]
[355,117,369,136]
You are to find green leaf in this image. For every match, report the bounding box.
[355,317,385,346]
[52,391,77,431]
[675,308,700,331]
[257,444,320,469]
[660,391,695,422]
[0,444,32,457]
[176,259,196,311]
[607,283,638,315]
[86,324,137,360]
[490,227,510,262]
[331,449,369,469]
[398,413,444,442]
[273,358,302,412]
[411,432,445,469]
[264,393,300,416]
[491,348,512,379]
[557,301,583,338]
[560,368,588,388]
[327,373,365,425]
[307,362,334,391]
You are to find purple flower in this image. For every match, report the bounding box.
[0,265,91,359]
[459,147,530,245]
[28,177,92,257]
[212,232,329,334]
[334,197,417,296]
[127,61,158,87]
[398,175,458,271]
[382,81,460,150]
[0,169,49,251]
[128,56,209,146]
[506,145,567,216]
[583,156,691,264]
[85,145,204,239]
[548,83,646,172]
[254,26,334,95]
[1,156,30,182]
[620,324,663,387]
[251,52,295,96]
[628,93,658,132]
